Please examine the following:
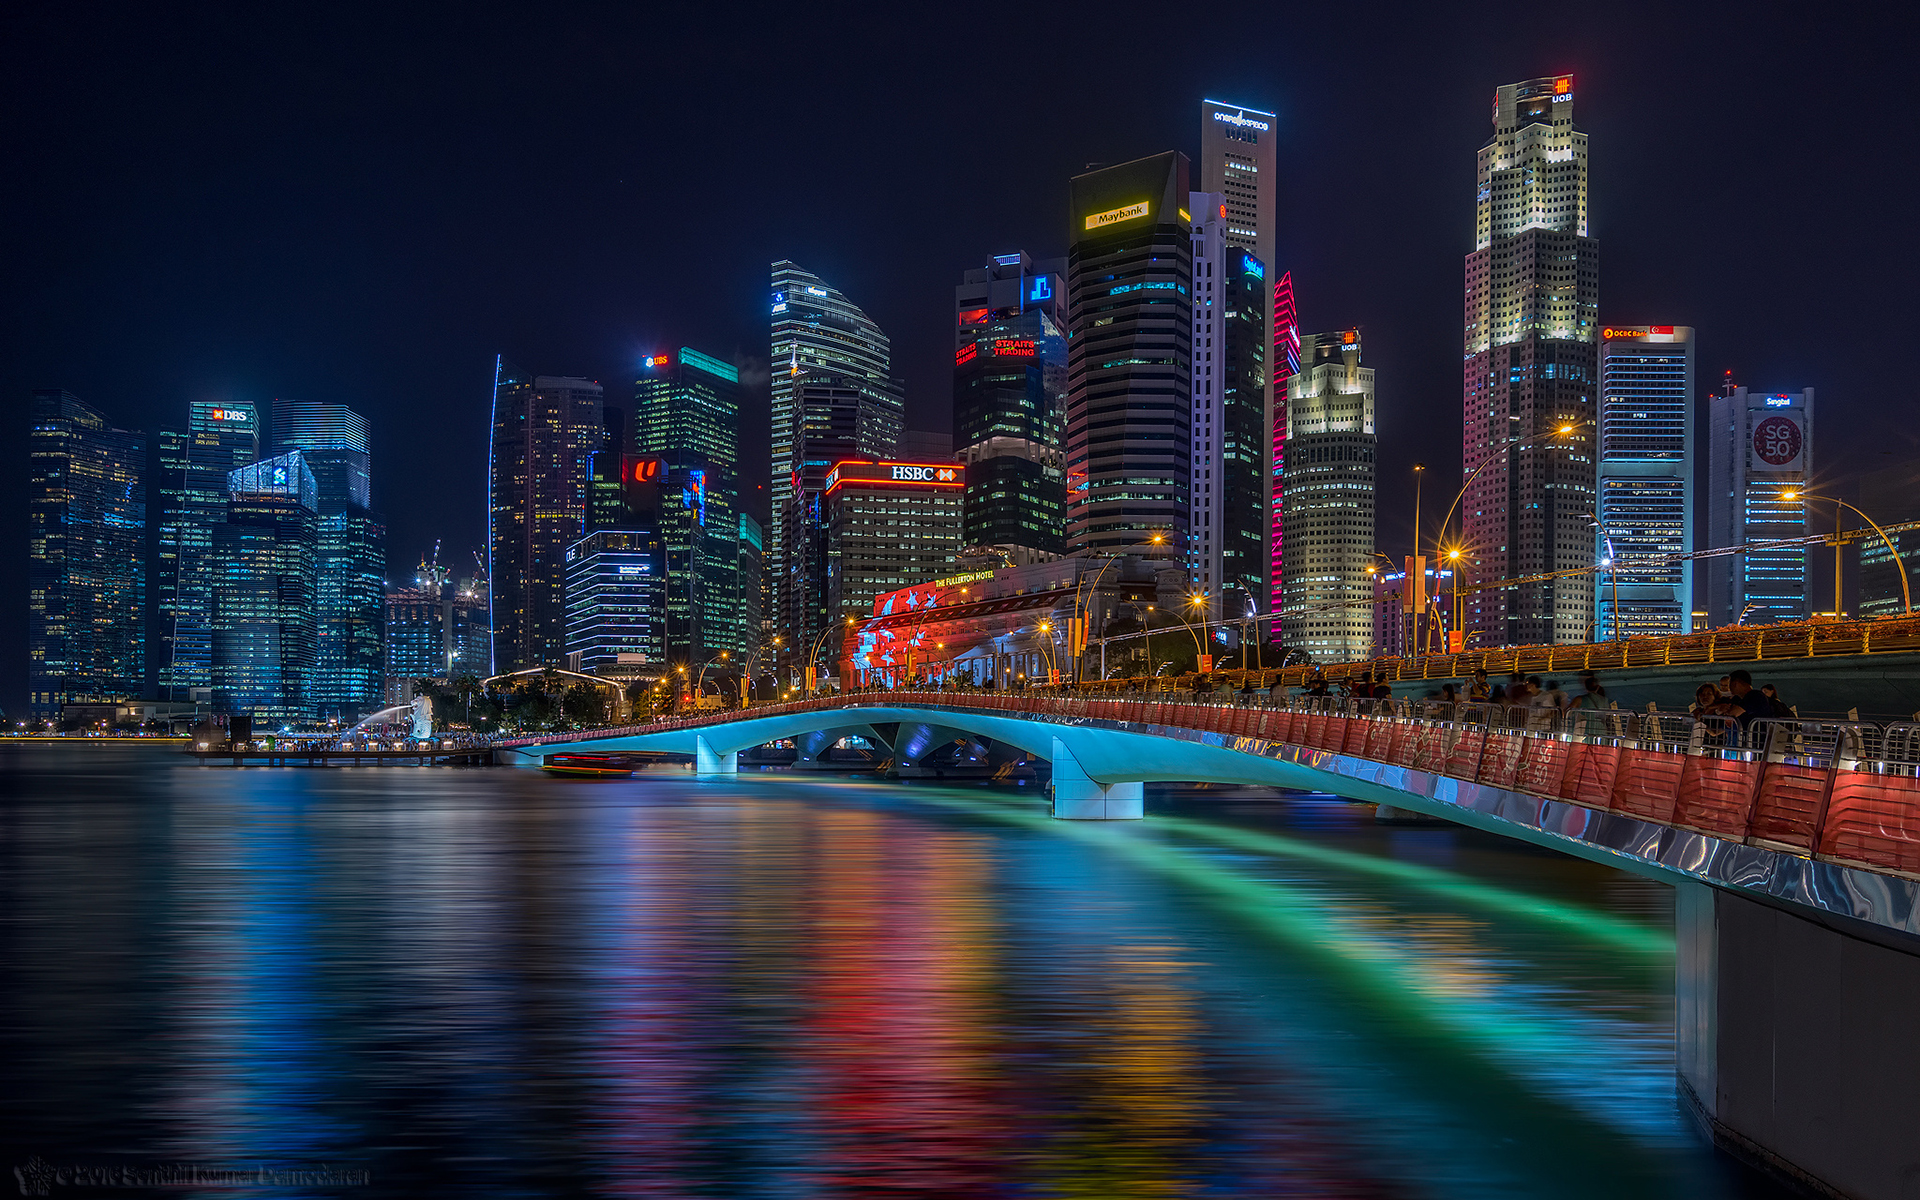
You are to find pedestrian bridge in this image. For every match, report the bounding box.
[501,690,1920,1199]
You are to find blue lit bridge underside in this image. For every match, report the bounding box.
[503,701,1920,938]
[505,699,1920,1199]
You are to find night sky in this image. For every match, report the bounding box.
[3,3,1913,712]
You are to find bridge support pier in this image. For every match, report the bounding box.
[1676,880,1920,1199]
[694,735,737,777]
[1048,736,1142,820]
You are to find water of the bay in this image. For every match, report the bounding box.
[0,747,1787,1198]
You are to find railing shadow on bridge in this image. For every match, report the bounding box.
[500,686,1920,883]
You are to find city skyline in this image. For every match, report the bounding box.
[5,9,1916,711]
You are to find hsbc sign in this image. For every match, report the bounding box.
[891,465,958,482]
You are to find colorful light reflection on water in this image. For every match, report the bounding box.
[0,750,1786,1197]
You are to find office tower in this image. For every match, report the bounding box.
[1269,271,1300,618]
[1281,331,1376,661]
[1706,387,1815,625]
[28,390,146,718]
[1461,74,1598,647]
[1858,464,1920,619]
[824,460,964,669]
[564,529,664,672]
[738,513,764,644]
[1065,152,1193,557]
[770,263,903,645]
[1371,565,1456,658]
[1595,326,1695,638]
[636,348,744,659]
[1188,197,1270,619]
[212,452,318,724]
[1202,100,1280,598]
[274,398,383,721]
[953,252,1069,563]
[385,569,492,684]
[488,360,604,674]
[155,400,260,698]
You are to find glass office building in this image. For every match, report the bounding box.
[1706,387,1815,625]
[156,400,260,697]
[1595,326,1694,638]
[952,252,1068,561]
[212,452,319,724]
[28,390,147,718]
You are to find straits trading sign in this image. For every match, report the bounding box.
[1084,200,1149,231]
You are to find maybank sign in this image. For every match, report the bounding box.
[1213,110,1270,132]
[1085,200,1149,231]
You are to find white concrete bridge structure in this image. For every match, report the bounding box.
[498,690,1920,1199]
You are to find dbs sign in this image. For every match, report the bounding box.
[1751,415,1804,471]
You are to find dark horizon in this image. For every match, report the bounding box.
[4,3,1915,714]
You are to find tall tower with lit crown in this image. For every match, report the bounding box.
[1460,74,1598,648]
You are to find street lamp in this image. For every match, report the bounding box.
[1072,531,1171,685]
[806,615,859,693]
[1178,593,1209,671]
[1782,491,1912,617]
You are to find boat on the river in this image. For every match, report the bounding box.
[541,753,634,778]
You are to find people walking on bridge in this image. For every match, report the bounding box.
[1469,669,1491,702]
[1570,675,1608,712]
[1759,683,1793,717]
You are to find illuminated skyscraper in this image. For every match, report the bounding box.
[156,400,259,698]
[28,390,146,718]
[953,251,1068,561]
[1706,388,1815,626]
[1269,271,1300,617]
[1595,326,1694,638]
[274,398,383,720]
[488,361,604,673]
[212,451,318,724]
[1201,99,1279,610]
[1460,74,1598,647]
[770,262,902,663]
[1188,197,1268,619]
[1281,331,1375,661]
[636,347,744,659]
[1065,152,1193,556]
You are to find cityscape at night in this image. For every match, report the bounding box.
[4,5,1918,1198]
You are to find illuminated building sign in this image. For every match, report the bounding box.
[1553,76,1573,95]
[206,408,250,423]
[630,457,662,483]
[806,286,828,296]
[1751,414,1805,471]
[992,339,1035,357]
[1026,275,1052,303]
[1109,280,1183,297]
[1241,254,1264,279]
[683,469,707,526]
[1764,395,1795,407]
[1084,200,1149,231]
[643,354,670,368]
[824,460,963,494]
[616,564,650,576]
[954,342,978,366]
[1602,326,1677,340]
[1212,110,1270,131]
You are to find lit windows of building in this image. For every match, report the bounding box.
[1461,75,1598,647]
[1065,152,1193,558]
[1706,387,1814,625]
[1595,326,1694,638]
[953,252,1068,561]
[1281,331,1376,662]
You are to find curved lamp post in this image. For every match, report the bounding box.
[1785,491,1912,617]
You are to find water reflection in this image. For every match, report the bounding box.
[0,751,1785,1197]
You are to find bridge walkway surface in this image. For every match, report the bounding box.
[501,690,1920,1200]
